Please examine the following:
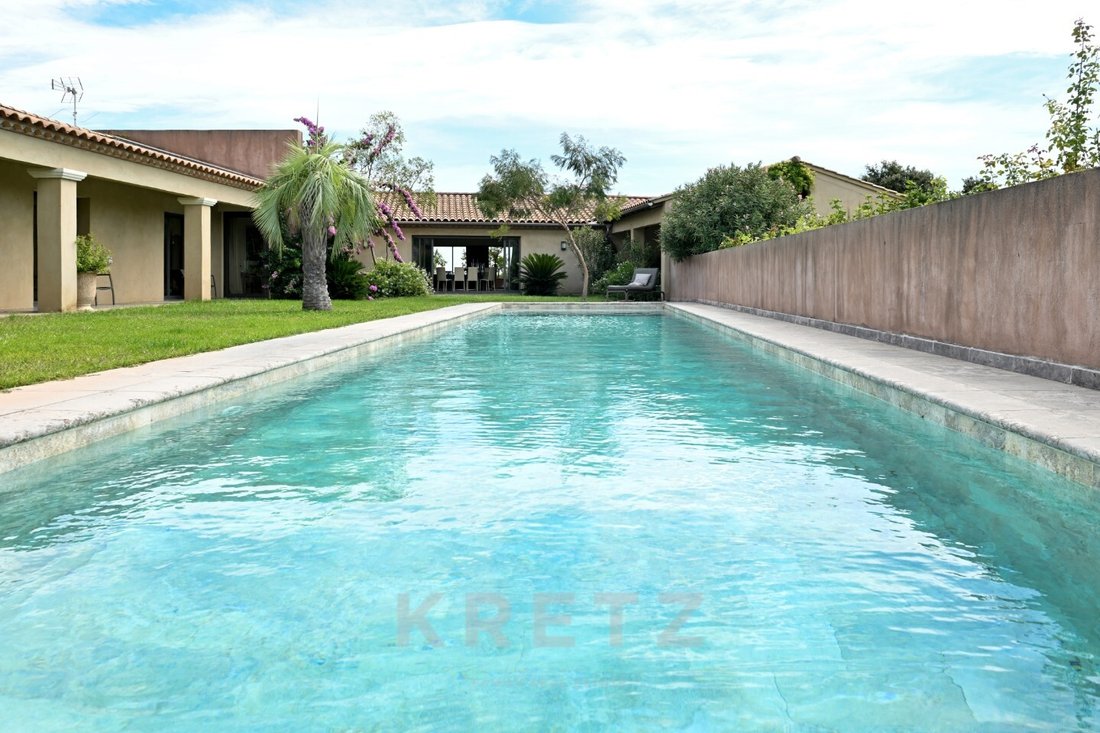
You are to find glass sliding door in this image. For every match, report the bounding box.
[499,236,520,290]
[411,237,434,274]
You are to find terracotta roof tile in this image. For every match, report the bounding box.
[382,192,652,226]
[620,193,674,216]
[0,103,264,189]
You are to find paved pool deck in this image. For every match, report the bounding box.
[1,301,1098,488]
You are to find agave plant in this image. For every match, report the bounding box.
[519,253,568,296]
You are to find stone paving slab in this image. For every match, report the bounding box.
[668,303,1100,489]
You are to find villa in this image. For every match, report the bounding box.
[1,99,1099,730]
[0,104,280,312]
[1,103,896,308]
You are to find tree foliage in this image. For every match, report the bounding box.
[343,111,435,264]
[976,18,1100,188]
[861,160,939,196]
[573,227,616,284]
[659,163,811,261]
[768,157,814,197]
[344,111,435,205]
[476,133,625,298]
[253,119,378,311]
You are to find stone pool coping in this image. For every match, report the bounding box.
[668,303,1100,489]
[1,300,1097,488]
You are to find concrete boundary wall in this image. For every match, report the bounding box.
[669,170,1100,372]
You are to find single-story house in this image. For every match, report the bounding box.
[610,159,899,250]
[1,102,897,307]
[0,103,297,312]
[378,192,647,294]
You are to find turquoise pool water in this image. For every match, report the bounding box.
[1,313,1098,731]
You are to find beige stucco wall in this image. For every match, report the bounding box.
[611,202,666,233]
[101,130,300,179]
[1,126,256,309]
[367,225,591,294]
[809,168,895,216]
[0,158,35,310]
[0,128,256,208]
[670,169,1100,370]
[79,179,174,303]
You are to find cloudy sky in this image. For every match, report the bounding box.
[0,0,1093,195]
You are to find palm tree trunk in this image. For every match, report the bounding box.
[301,229,332,311]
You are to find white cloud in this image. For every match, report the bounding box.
[0,0,1094,191]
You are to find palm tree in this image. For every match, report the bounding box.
[253,133,378,311]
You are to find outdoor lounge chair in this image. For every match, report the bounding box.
[606,268,661,301]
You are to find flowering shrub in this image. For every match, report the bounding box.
[591,261,635,295]
[363,260,432,298]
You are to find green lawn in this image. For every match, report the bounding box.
[0,295,583,390]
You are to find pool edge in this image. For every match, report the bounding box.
[667,303,1100,490]
[0,303,502,474]
[5,300,1097,490]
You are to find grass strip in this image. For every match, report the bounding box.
[0,295,581,390]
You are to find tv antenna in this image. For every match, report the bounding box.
[51,77,84,127]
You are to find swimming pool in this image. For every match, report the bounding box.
[1,313,1098,730]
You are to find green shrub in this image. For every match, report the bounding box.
[660,163,810,261]
[258,242,378,300]
[364,260,433,298]
[591,261,635,295]
[767,157,815,198]
[574,228,616,283]
[327,254,370,299]
[618,236,660,268]
[75,234,112,273]
[519,253,568,295]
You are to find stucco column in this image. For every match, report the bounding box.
[178,197,217,301]
[29,168,87,312]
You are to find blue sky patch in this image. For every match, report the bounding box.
[74,0,221,27]
[924,53,1067,106]
[494,0,576,25]
[73,0,297,27]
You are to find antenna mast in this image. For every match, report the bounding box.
[51,77,84,127]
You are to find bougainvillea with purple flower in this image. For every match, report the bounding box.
[293,116,328,149]
[344,111,435,263]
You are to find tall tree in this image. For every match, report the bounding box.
[476,133,625,298]
[861,160,939,195]
[345,111,435,195]
[253,118,379,311]
[343,111,435,264]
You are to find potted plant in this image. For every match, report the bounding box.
[75,234,112,311]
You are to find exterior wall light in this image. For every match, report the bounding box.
[561,241,568,251]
